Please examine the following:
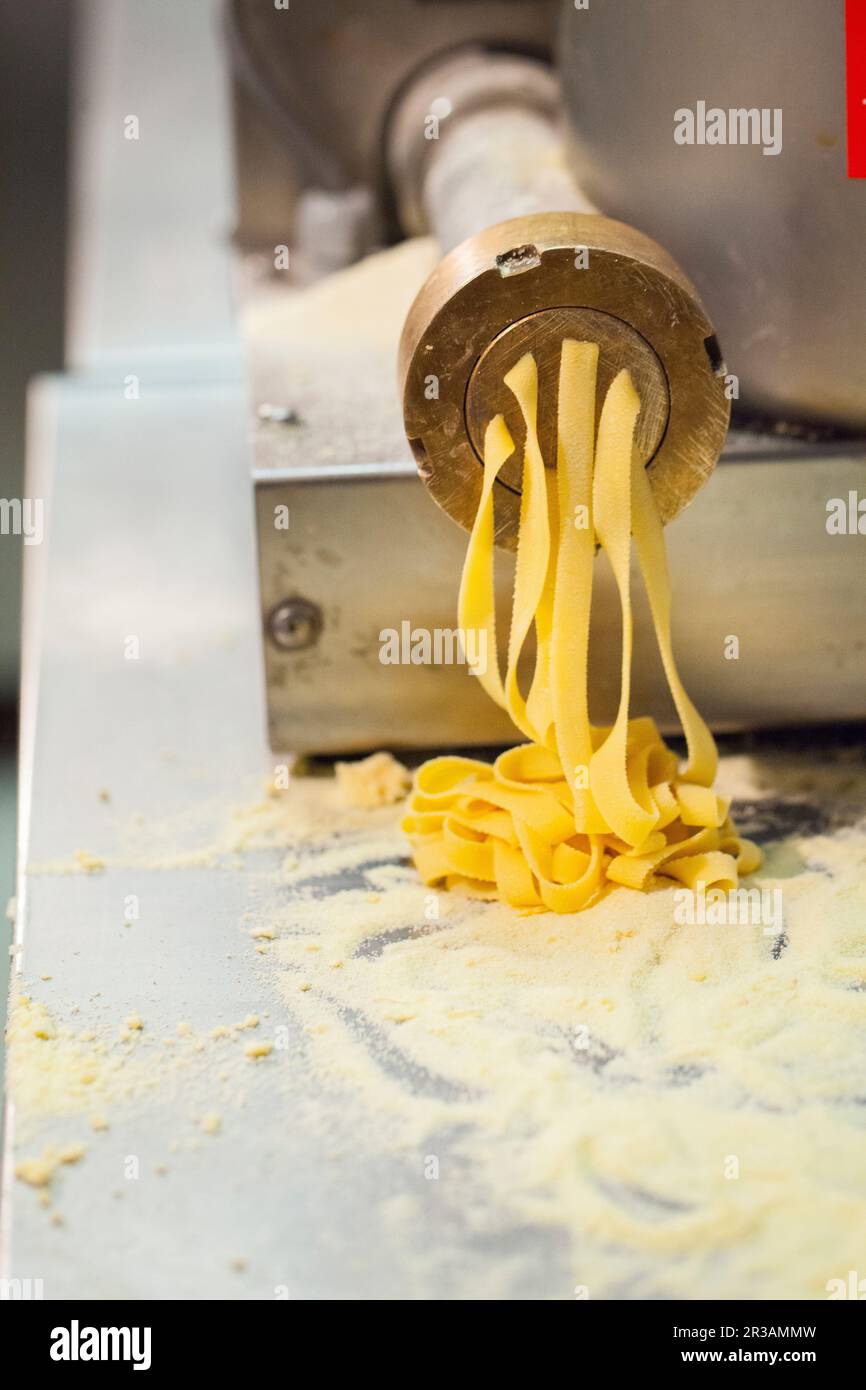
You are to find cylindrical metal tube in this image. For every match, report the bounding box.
[387,49,593,248]
[422,105,595,254]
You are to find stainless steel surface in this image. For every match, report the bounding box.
[257,446,866,755]
[558,0,866,429]
[8,374,524,1300]
[3,374,276,1298]
[257,463,528,753]
[68,0,237,371]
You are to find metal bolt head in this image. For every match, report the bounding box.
[267,597,323,652]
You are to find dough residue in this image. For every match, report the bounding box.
[336,751,411,809]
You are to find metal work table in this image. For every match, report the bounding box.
[0,373,574,1299]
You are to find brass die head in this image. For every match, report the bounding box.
[399,212,730,550]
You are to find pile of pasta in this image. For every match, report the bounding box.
[402,341,761,913]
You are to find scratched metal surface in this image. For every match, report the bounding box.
[2,374,551,1300]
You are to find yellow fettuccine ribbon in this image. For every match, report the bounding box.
[403,341,762,914]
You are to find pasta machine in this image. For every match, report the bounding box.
[236,0,866,753]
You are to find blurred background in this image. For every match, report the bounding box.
[0,0,71,1034]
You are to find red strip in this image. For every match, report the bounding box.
[847,0,866,175]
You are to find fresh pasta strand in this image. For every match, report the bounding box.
[403,341,761,914]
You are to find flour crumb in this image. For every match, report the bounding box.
[58,1143,87,1165]
[74,850,105,874]
[15,1155,55,1188]
[33,1012,57,1041]
[335,751,411,808]
[16,1141,87,1189]
[244,1040,273,1060]
[200,1112,222,1135]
